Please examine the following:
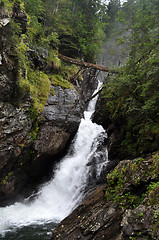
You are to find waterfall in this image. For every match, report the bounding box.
[0,81,108,237]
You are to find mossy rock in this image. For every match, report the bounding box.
[104,152,159,209]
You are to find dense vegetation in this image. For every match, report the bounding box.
[104,151,159,239]
[101,0,159,158]
[1,0,159,158]
[0,0,107,122]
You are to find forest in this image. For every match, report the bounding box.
[101,0,159,158]
[1,0,159,159]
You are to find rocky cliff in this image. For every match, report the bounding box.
[0,3,97,206]
[93,90,121,161]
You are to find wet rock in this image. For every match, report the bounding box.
[80,68,98,104]
[51,185,123,240]
[51,153,159,240]
[121,203,159,240]
[0,102,32,204]
[43,86,83,133]
[93,91,123,160]
[30,86,83,180]
[29,124,70,179]
[34,124,69,155]
[0,102,32,168]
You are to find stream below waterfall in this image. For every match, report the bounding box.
[0,82,108,240]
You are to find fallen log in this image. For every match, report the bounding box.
[58,54,119,73]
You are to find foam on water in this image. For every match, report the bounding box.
[0,81,108,236]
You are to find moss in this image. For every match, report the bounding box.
[0,0,13,12]
[1,179,7,185]
[152,210,159,239]
[30,121,39,142]
[46,49,61,70]
[18,62,51,117]
[61,62,82,82]
[29,70,50,112]
[148,184,159,206]
[104,153,159,209]
[50,74,74,89]
[50,87,55,96]
[1,172,14,185]
[8,172,13,176]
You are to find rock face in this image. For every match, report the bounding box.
[0,83,84,205]
[0,2,27,102]
[0,4,97,205]
[93,91,123,161]
[0,102,32,203]
[43,86,82,133]
[30,86,83,180]
[0,2,33,204]
[51,185,123,240]
[51,153,159,240]
[0,84,81,204]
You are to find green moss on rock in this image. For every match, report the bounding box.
[105,153,159,209]
[50,74,74,89]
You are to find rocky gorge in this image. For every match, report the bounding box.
[50,75,159,240]
[0,1,159,240]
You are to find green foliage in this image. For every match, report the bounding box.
[23,0,44,17]
[148,182,159,193]
[139,212,144,217]
[0,0,13,12]
[0,0,24,16]
[30,121,39,142]
[104,153,159,209]
[46,49,61,69]
[1,172,14,185]
[15,34,51,117]
[101,1,159,157]
[41,0,105,61]
[105,159,146,209]
[154,210,159,221]
[104,0,121,37]
[135,157,144,164]
[49,74,74,89]
[148,182,159,206]
[106,169,146,209]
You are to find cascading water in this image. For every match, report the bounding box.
[0,81,108,240]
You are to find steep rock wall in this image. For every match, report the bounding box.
[0,4,97,205]
[93,91,122,161]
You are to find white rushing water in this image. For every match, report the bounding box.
[0,81,108,236]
